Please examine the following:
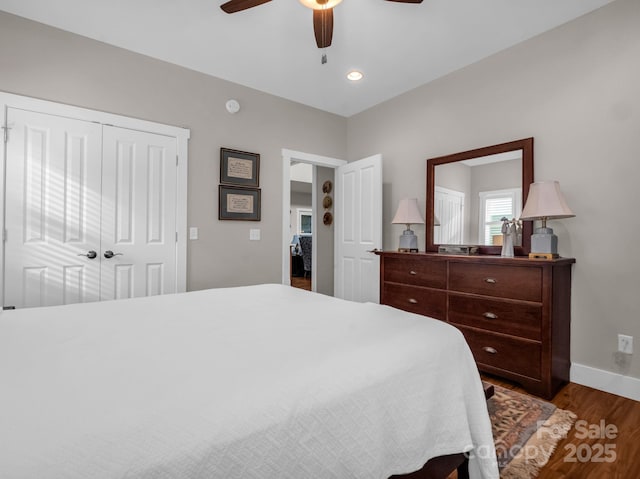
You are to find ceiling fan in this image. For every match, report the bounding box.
[220,0,424,49]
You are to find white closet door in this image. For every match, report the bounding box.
[3,108,103,308]
[99,126,178,300]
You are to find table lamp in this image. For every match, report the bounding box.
[392,198,425,252]
[520,180,575,258]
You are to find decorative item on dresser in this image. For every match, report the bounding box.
[375,251,575,399]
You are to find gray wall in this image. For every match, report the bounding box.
[0,11,347,292]
[347,0,640,378]
[314,166,335,296]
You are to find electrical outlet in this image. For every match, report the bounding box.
[189,227,198,240]
[618,334,633,354]
[249,228,261,241]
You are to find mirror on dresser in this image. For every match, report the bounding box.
[426,138,534,255]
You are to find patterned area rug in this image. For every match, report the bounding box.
[487,385,577,478]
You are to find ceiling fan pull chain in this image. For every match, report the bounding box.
[321,52,327,64]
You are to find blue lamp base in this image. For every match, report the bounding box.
[398,229,419,252]
[531,227,558,255]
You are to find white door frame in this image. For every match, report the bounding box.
[281,149,347,291]
[0,91,190,306]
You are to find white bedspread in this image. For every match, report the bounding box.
[0,284,498,479]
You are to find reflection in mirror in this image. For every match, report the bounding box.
[434,150,522,246]
[426,138,533,255]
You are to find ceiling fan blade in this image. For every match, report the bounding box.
[385,0,423,3]
[313,9,334,49]
[220,0,272,14]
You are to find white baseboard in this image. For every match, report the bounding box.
[571,363,640,402]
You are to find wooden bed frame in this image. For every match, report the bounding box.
[390,382,495,479]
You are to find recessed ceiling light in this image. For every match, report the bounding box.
[347,70,363,82]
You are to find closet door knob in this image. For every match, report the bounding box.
[104,250,123,259]
[77,250,97,259]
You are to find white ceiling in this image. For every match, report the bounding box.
[0,0,613,117]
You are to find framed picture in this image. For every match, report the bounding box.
[219,185,261,221]
[220,148,260,187]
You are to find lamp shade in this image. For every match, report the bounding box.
[392,198,425,225]
[520,181,575,220]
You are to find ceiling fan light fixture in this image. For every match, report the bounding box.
[299,0,342,10]
[347,70,364,81]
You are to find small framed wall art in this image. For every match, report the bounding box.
[220,148,260,187]
[219,185,261,221]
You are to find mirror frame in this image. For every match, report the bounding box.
[426,137,534,255]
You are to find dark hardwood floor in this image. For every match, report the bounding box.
[290,276,311,291]
[476,374,640,478]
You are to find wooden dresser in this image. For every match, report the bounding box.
[376,252,575,399]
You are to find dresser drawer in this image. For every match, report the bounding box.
[383,256,446,289]
[382,282,446,320]
[449,262,542,302]
[457,326,541,379]
[448,294,542,340]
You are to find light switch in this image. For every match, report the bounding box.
[249,228,261,241]
[189,227,199,240]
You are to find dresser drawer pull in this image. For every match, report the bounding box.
[482,312,498,319]
[482,346,498,354]
[408,298,418,304]
[409,270,417,275]
[484,278,497,284]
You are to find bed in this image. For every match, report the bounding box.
[0,284,498,478]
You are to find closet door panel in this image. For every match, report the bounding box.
[3,108,102,308]
[100,126,177,300]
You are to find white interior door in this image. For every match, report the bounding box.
[100,126,178,300]
[434,186,465,244]
[3,108,103,308]
[334,154,382,303]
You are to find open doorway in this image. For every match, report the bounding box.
[289,163,313,291]
[281,150,345,296]
[282,150,383,302]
